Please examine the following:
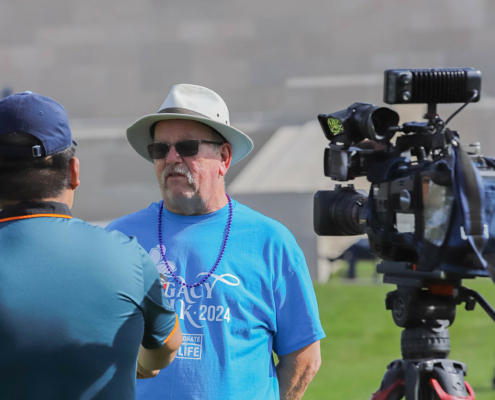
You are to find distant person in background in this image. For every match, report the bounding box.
[106,84,325,400]
[327,238,378,279]
[0,92,182,399]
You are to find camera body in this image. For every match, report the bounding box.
[314,68,495,277]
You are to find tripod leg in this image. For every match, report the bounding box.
[428,360,474,399]
[370,379,404,400]
[371,360,405,400]
[405,363,419,400]
[430,379,475,400]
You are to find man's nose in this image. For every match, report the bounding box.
[165,144,182,164]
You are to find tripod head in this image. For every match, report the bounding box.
[371,261,495,399]
[378,261,495,331]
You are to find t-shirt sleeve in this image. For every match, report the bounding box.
[272,243,326,356]
[105,219,129,236]
[140,247,178,349]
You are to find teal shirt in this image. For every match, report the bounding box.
[0,202,177,400]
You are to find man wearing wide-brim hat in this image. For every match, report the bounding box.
[107,84,325,400]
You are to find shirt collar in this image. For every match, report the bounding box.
[0,201,72,222]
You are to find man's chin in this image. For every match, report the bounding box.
[161,189,206,215]
[162,187,198,203]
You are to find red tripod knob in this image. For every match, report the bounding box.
[370,379,404,400]
[430,379,475,400]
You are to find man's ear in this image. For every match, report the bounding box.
[69,157,80,190]
[219,143,232,177]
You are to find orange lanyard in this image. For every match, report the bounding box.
[0,214,72,224]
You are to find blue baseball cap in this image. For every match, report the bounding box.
[0,91,77,157]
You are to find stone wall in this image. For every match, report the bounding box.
[2,0,495,225]
[1,0,495,122]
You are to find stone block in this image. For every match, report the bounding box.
[139,43,192,92]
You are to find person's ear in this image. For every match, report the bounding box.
[219,143,232,177]
[69,157,80,190]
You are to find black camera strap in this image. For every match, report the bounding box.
[452,141,487,267]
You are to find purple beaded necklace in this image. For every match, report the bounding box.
[158,193,233,288]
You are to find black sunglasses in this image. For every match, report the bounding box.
[147,140,225,160]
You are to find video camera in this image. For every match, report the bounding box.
[314,68,495,399]
[314,68,495,278]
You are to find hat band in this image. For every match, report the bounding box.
[158,107,212,120]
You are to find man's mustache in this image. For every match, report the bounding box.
[161,166,194,186]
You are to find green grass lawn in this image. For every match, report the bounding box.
[303,274,495,399]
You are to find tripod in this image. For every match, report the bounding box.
[370,262,495,400]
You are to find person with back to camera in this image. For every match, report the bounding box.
[0,92,183,399]
[106,84,326,400]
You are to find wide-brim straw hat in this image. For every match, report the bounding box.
[127,84,254,165]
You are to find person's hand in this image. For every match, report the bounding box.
[136,362,160,379]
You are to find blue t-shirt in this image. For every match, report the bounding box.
[106,199,325,400]
[0,202,177,400]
